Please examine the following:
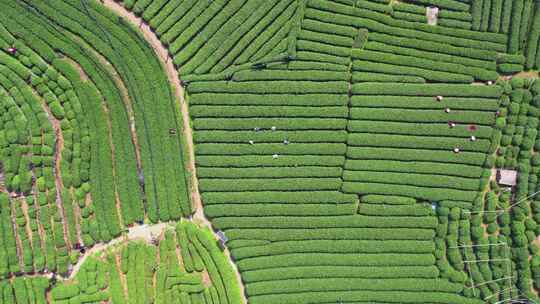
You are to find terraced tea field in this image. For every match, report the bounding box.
[2,0,540,303]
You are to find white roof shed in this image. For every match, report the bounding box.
[496,169,517,186]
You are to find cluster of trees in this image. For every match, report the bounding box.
[0,34,87,276]
[0,194,19,276]
[50,257,110,302]
[0,1,122,263]
[496,78,539,170]
[445,78,540,301]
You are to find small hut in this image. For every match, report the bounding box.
[496,169,517,187]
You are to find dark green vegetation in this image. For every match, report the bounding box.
[0,0,190,280]
[3,0,540,303]
[1,222,242,304]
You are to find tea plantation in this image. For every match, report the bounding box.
[1,0,540,303]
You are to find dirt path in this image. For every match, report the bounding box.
[31,187,48,258]
[61,222,172,281]
[9,199,26,272]
[20,199,35,253]
[39,96,73,252]
[99,1,247,302]
[69,188,83,246]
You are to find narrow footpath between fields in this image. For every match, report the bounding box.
[64,222,171,281]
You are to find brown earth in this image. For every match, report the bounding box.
[36,88,72,253]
